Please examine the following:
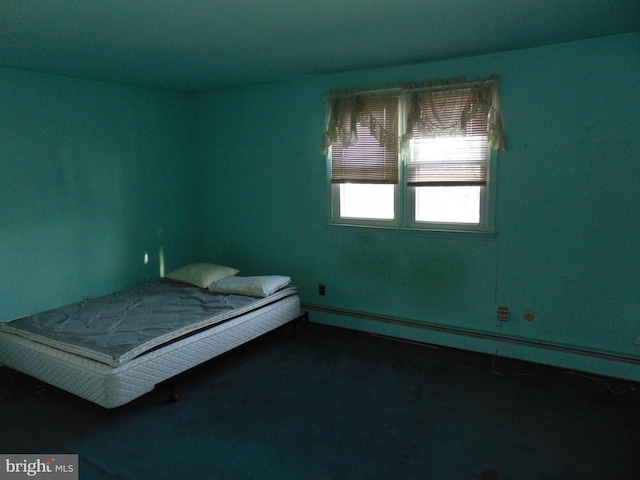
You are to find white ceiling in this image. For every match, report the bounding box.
[0,0,638,92]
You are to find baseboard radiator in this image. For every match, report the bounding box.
[303,304,640,368]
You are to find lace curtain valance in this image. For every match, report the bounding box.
[320,92,400,155]
[320,75,507,155]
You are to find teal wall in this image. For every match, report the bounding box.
[0,69,200,320]
[2,33,639,378]
[195,33,640,375]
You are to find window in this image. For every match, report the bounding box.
[321,76,506,231]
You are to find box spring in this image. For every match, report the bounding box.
[0,294,301,408]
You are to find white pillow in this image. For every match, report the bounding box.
[165,263,239,289]
[209,275,291,297]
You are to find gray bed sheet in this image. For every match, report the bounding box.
[0,280,297,367]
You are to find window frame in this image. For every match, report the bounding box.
[330,182,401,228]
[327,95,497,233]
[406,145,496,232]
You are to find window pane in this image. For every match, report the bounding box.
[409,135,487,186]
[414,186,481,223]
[339,183,394,220]
[412,135,484,162]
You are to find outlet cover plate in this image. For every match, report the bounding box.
[497,306,509,322]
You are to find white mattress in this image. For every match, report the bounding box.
[1,281,298,367]
[0,292,301,408]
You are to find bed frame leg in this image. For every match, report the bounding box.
[167,383,179,403]
[290,311,309,339]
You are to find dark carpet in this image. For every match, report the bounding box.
[1,321,639,480]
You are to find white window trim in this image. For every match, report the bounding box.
[330,183,401,228]
[322,76,505,234]
[406,147,496,233]
[329,137,497,234]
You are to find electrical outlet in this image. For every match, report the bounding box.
[497,306,509,322]
[318,284,326,296]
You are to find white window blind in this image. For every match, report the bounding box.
[407,86,489,187]
[330,94,399,184]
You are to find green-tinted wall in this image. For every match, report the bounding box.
[0,69,200,320]
[195,33,640,377]
[2,33,639,379]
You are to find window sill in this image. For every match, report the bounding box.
[326,222,497,240]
